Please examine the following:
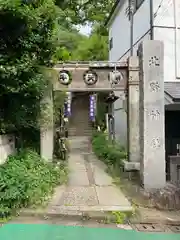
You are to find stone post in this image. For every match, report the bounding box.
[127,56,140,170]
[138,40,166,189]
[40,89,54,161]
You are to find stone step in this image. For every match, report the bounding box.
[69,128,92,136]
[69,134,91,137]
[69,126,91,128]
[69,133,92,137]
[69,129,91,133]
[69,127,91,129]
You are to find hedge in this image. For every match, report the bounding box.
[92,131,127,168]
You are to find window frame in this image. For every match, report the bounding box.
[109,37,113,50]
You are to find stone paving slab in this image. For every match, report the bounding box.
[68,155,89,186]
[68,172,89,186]
[90,162,112,186]
[59,186,99,206]
[69,137,89,150]
[48,185,66,206]
[95,186,132,207]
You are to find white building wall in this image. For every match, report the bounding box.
[153,0,180,80]
[109,0,151,61]
[109,1,130,61]
[153,0,175,27]
[120,32,151,61]
[108,0,180,146]
[109,0,180,80]
[153,27,176,81]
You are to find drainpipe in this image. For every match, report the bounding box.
[173,0,179,78]
[130,0,134,56]
[130,12,134,56]
[149,0,154,40]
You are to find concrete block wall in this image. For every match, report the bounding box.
[0,134,15,164]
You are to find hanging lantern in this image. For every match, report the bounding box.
[59,70,72,85]
[83,70,98,85]
[108,70,123,86]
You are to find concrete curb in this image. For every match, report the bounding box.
[18,207,180,227]
[19,206,134,223]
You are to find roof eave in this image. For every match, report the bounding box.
[104,0,122,27]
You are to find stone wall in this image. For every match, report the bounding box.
[0,134,15,164]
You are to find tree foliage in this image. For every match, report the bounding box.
[0,0,58,133]
[55,0,115,25]
[72,33,108,61]
[0,0,113,135]
[52,26,87,62]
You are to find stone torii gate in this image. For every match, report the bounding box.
[40,40,166,190]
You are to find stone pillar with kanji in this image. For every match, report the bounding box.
[138,40,166,189]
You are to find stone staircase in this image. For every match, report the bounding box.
[68,92,92,137]
[69,107,92,137]
[69,125,92,137]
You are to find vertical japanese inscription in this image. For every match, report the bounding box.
[151,138,161,149]
[149,109,160,120]
[149,81,160,92]
[148,56,160,67]
[148,55,161,92]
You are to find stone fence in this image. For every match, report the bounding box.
[0,134,15,164]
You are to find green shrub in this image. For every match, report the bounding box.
[0,149,66,216]
[92,131,127,167]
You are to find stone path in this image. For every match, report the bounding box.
[44,150,132,220]
[45,137,132,217]
[55,152,132,212]
[21,137,132,220]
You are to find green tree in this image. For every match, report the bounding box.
[52,26,87,62]
[0,0,112,136]
[53,0,113,62]
[72,33,108,61]
[55,0,115,24]
[0,0,58,135]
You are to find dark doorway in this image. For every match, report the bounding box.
[165,110,180,180]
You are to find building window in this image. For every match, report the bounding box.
[109,37,113,50]
[135,0,144,10]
